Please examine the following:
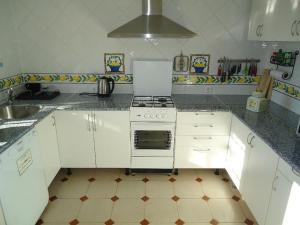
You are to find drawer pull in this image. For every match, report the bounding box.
[195,112,215,116]
[193,148,211,152]
[193,137,212,140]
[292,167,300,177]
[194,124,214,128]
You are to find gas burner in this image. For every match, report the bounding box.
[132,96,174,108]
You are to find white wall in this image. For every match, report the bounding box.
[9,0,266,75]
[0,0,20,79]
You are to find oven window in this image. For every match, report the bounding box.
[134,130,171,150]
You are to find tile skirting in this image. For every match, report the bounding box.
[273,80,300,101]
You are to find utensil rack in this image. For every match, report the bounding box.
[217,58,260,63]
[270,49,299,77]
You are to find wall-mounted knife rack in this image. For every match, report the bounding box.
[217,58,261,63]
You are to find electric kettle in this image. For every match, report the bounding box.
[97,77,115,97]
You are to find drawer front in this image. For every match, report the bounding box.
[176,122,230,135]
[177,112,231,124]
[175,146,227,168]
[176,135,228,148]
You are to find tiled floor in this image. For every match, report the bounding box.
[38,169,258,225]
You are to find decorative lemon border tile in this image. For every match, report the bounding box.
[0,75,24,91]
[273,80,300,101]
[172,75,261,85]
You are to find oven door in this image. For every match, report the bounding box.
[131,122,175,157]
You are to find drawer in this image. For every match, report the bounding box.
[176,135,229,148]
[175,146,227,168]
[131,157,173,169]
[177,112,231,124]
[176,122,230,135]
[278,158,300,185]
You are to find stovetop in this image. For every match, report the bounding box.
[132,96,175,108]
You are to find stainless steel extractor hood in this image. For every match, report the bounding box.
[107,0,196,38]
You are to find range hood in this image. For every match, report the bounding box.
[107,0,196,38]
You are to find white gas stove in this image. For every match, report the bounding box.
[130,60,176,170]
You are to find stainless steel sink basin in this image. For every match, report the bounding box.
[0,105,40,119]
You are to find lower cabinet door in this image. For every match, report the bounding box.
[94,111,131,168]
[55,111,96,168]
[36,113,60,187]
[175,146,227,168]
[265,171,293,225]
[242,135,279,225]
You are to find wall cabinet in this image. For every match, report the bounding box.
[55,111,96,168]
[265,159,300,225]
[242,134,279,225]
[226,115,252,191]
[36,113,60,187]
[93,111,131,168]
[175,112,231,168]
[248,0,300,41]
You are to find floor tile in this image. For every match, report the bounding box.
[145,198,178,223]
[146,180,174,198]
[116,181,146,198]
[174,180,204,198]
[41,199,81,223]
[94,169,122,180]
[77,198,113,222]
[119,173,146,181]
[208,199,246,223]
[49,177,90,198]
[194,169,223,181]
[201,178,233,198]
[111,198,145,222]
[177,199,212,222]
[87,180,118,198]
[238,200,257,223]
[145,173,172,181]
[173,169,199,180]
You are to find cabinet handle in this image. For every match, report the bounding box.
[259,24,264,37]
[247,133,252,144]
[291,20,297,36]
[51,115,56,127]
[87,114,91,131]
[195,112,215,116]
[193,148,211,152]
[296,20,300,36]
[93,113,97,132]
[193,124,213,128]
[193,136,212,140]
[256,25,260,37]
[272,175,279,191]
[249,135,255,148]
[292,167,300,177]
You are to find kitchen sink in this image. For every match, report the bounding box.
[0,105,41,119]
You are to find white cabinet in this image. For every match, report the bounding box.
[93,111,131,168]
[265,159,300,225]
[248,0,268,40]
[226,115,252,190]
[0,130,48,225]
[36,113,60,187]
[55,111,96,168]
[175,112,231,168]
[249,0,300,41]
[242,134,279,225]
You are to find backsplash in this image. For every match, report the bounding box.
[8,0,266,75]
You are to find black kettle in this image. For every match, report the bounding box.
[97,77,115,97]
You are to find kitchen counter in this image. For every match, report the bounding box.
[0,93,299,172]
[174,94,300,172]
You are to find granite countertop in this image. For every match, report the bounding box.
[0,93,299,173]
[174,94,300,172]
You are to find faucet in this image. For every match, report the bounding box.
[7,88,15,105]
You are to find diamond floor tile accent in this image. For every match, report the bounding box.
[69,219,79,225]
[115,178,122,183]
[142,177,150,183]
[244,218,255,225]
[195,178,203,182]
[105,219,115,225]
[35,219,44,225]
[222,178,229,182]
[175,219,185,225]
[141,195,150,202]
[172,195,180,202]
[169,177,176,182]
[232,195,241,202]
[202,195,210,201]
[210,219,219,225]
[140,219,150,225]
[80,195,88,202]
[88,177,96,182]
[111,195,119,202]
[61,177,69,182]
[49,196,58,202]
